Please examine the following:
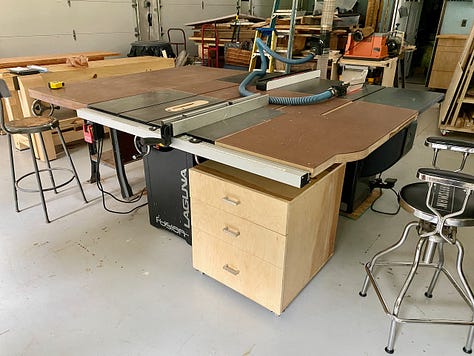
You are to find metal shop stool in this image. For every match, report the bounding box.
[0,79,87,223]
[359,137,474,354]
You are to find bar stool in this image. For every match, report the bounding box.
[359,137,474,354]
[0,79,87,223]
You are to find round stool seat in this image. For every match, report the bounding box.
[5,116,59,134]
[400,182,474,227]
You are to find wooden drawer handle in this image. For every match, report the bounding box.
[222,196,240,206]
[223,226,240,238]
[223,264,240,276]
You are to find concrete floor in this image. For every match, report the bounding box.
[1,102,474,356]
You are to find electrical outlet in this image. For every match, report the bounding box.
[462,19,467,27]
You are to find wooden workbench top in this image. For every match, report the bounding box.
[217,100,416,176]
[0,51,119,69]
[28,66,417,177]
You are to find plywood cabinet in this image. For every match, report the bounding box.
[189,160,345,315]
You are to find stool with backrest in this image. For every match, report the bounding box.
[0,79,87,223]
[359,136,474,354]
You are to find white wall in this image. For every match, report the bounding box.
[440,1,474,35]
[0,0,137,58]
[0,0,279,59]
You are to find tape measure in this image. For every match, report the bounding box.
[48,81,64,89]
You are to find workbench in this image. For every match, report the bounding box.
[28,66,438,314]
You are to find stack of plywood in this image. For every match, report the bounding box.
[439,24,474,135]
[429,35,468,90]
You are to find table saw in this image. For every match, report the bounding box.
[28,66,443,314]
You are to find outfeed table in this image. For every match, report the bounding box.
[29,66,419,314]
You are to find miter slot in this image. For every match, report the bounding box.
[160,94,269,137]
[119,95,223,124]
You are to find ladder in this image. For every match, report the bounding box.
[248,0,299,74]
[248,28,277,72]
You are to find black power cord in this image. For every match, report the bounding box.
[95,137,147,215]
[369,174,401,216]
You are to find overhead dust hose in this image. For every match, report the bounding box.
[239,37,336,105]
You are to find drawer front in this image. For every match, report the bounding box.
[189,169,288,234]
[191,200,286,268]
[192,227,284,314]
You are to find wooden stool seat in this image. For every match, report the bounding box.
[4,116,59,134]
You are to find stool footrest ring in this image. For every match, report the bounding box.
[15,167,75,193]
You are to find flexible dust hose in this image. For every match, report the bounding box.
[239,38,335,105]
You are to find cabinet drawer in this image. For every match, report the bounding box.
[192,227,284,314]
[189,168,289,234]
[191,200,286,268]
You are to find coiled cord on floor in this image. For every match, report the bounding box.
[95,138,147,215]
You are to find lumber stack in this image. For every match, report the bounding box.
[187,13,349,67]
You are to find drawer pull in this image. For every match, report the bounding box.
[223,264,240,276]
[223,226,240,238]
[222,196,240,206]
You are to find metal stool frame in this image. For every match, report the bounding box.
[0,79,87,223]
[360,137,474,354]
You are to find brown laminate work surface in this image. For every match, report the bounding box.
[29,66,418,176]
[217,101,417,176]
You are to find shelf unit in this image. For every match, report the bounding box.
[439,25,474,135]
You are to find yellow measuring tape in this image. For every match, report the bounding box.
[48,81,64,89]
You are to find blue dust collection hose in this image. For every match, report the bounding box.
[239,37,336,105]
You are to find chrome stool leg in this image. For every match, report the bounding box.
[360,221,419,297]
[385,236,428,353]
[465,327,474,354]
[55,127,87,203]
[454,240,474,354]
[425,242,444,298]
[27,134,50,223]
[385,319,397,354]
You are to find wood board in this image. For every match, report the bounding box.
[0,51,119,69]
